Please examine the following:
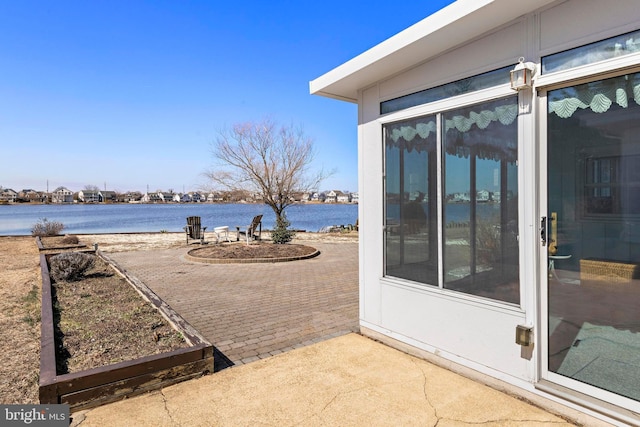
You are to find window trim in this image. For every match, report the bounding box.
[535,52,640,92]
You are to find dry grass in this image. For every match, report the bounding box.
[0,236,42,403]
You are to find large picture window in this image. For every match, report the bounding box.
[384,96,519,304]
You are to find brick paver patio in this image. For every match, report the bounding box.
[108,241,359,368]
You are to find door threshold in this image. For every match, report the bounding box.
[536,379,640,426]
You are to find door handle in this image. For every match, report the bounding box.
[540,216,547,246]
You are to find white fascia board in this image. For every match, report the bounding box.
[309,0,556,102]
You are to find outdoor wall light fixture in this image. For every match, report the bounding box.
[510,57,537,91]
[516,325,533,346]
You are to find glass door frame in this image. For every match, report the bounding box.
[537,70,640,415]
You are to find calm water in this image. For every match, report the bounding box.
[0,203,359,235]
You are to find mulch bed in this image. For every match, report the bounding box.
[189,242,318,260]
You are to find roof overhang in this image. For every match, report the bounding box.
[309,0,557,103]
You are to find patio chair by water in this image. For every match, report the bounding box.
[236,214,263,244]
[184,216,207,244]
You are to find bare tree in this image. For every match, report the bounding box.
[205,118,330,223]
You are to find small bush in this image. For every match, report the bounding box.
[31,218,65,237]
[50,252,95,282]
[61,235,79,244]
[271,213,295,244]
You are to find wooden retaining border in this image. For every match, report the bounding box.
[39,250,214,411]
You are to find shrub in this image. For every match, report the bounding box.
[271,213,295,244]
[61,235,79,244]
[49,252,95,282]
[31,218,65,237]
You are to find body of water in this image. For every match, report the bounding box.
[387,202,505,223]
[0,203,359,236]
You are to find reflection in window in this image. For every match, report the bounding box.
[542,29,640,74]
[384,116,438,285]
[383,96,520,305]
[380,66,512,115]
[443,97,519,304]
[584,155,640,216]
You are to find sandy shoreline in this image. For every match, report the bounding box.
[79,230,358,252]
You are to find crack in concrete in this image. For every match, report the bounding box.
[160,389,179,426]
[410,358,440,427]
[408,359,569,426]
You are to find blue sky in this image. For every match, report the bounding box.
[0,1,455,194]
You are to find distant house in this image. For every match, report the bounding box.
[311,192,325,202]
[0,188,18,203]
[180,193,192,203]
[451,192,470,203]
[51,187,73,204]
[300,192,311,202]
[337,191,351,203]
[324,191,336,203]
[99,191,117,203]
[190,192,205,202]
[141,192,162,203]
[207,192,224,203]
[18,189,47,203]
[122,191,143,203]
[158,192,175,203]
[78,190,100,203]
[476,190,490,203]
[350,192,359,204]
[326,190,348,203]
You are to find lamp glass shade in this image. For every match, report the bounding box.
[510,63,534,90]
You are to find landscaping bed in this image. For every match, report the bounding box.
[186,242,320,263]
[39,249,213,410]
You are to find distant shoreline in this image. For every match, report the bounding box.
[0,200,356,206]
[0,203,359,236]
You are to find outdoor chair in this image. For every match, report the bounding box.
[184,216,207,244]
[236,214,263,244]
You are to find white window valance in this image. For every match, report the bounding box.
[385,98,518,162]
[387,103,518,145]
[549,73,640,119]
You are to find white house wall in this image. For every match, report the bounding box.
[359,85,384,326]
[358,0,640,388]
[379,20,525,102]
[359,13,533,383]
[539,0,640,57]
[378,283,531,381]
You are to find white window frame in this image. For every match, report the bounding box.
[379,83,526,313]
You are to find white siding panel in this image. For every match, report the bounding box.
[379,21,524,102]
[359,85,384,325]
[380,283,531,380]
[540,0,640,56]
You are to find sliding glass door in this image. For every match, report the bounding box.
[545,72,640,408]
